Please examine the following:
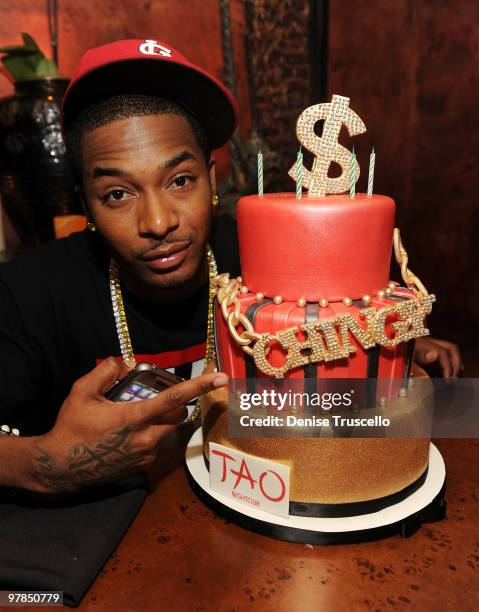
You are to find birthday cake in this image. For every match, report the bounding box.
[200,95,436,517]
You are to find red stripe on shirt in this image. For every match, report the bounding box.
[96,342,206,368]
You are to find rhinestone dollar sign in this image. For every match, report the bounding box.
[288,95,367,197]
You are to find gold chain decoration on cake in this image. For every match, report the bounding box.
[288,95,366,197]
[215,274,261,355]
[214,268,435,378]
[393,228,429,297]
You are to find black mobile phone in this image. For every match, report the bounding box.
[105,362,184,402]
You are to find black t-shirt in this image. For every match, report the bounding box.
[0,217,240,436]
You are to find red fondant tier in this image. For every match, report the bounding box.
[215,287,416,402]
[237,193,395,302]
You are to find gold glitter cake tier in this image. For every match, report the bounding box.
[201,365,431,505]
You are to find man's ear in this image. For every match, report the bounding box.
[208,157,217,195]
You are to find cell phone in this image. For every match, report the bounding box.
[105,362,184,402]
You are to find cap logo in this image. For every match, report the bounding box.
[138,39,172,58]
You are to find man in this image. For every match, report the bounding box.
[0,39,461,496]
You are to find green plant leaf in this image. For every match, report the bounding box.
[21,33,41,52]
[0,33,58,81]
[0,45,33,54]
[2,55,38,80]
[21,51,43,71]
[36,57,59,77]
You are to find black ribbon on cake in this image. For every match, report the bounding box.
[288,467,428,518]
[192,460,445,545]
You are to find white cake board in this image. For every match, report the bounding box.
[185,428,446,544]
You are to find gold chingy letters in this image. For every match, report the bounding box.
[338,311,376,352]
[249,295,436,377]
[277,325,326,368]
[373,305,398,347]
[252,333,289,378]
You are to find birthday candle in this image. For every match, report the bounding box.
[296,148,303,199]
[349,148,356,199]
[258,151,263,197]
[367,147,375,196]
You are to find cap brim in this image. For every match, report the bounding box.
[62,58,237,150]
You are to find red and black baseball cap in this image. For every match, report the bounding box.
[62,38,238,149]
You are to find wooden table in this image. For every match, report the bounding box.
[72,433,479,612]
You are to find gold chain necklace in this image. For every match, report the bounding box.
[109,247,218,419]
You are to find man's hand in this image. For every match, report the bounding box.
[414,337,463,379]
[27,357,228,494]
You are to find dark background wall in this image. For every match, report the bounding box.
[328,0,479,352]
[0,0,476,350]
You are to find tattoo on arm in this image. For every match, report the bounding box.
[32,427,151,492]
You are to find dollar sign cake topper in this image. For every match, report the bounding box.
[289,95,367,197]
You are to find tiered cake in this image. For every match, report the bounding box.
[200,95,436,516]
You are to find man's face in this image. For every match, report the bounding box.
[81,113,215,291]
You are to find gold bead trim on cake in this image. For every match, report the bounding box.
[238,282,399,309]
[214,230,434,377]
